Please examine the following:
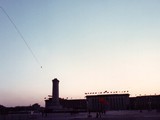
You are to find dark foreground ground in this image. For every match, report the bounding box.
[1,110,160,120]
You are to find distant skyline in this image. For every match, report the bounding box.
[1,0,160,107]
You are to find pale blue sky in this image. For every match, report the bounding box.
[1,0,160,107]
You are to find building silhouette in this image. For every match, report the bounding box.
[130,95,160,111]
[86,94,129,112]
[45,78,160,112]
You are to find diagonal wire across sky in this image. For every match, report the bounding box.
[0,6,42,68]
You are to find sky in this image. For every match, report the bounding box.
[1,0,160,107]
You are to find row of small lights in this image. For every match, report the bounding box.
[135,93,159,97]
[85,90,129,95]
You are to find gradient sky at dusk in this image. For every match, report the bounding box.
[1,0,160,107]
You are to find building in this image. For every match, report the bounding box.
[59,98,87,111]
[45,78,160,112]
[86,94,130,112]
[129,95,160,111]
[46,98,87,111]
